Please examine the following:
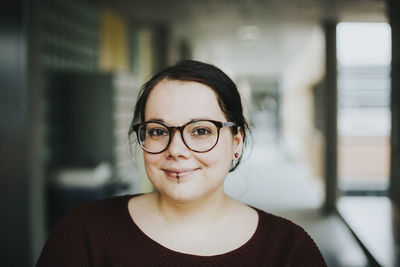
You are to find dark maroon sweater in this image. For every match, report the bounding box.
[36,195,327,266]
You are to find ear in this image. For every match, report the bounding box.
[232,127,244,159]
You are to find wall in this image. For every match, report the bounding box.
[280,26,325,180]
[0,1,31,266]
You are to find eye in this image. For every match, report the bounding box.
[148,128,168,137]
[192,127,212,136]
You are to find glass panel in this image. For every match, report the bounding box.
[337,22,391,195]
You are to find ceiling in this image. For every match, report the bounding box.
[96,0,388,24]
[92,0,389,77]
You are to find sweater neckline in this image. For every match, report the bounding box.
[122,194,263,259]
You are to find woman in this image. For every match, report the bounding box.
[36,60,326,266]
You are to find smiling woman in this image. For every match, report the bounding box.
[36,60,327,266]
[133,79,242,205]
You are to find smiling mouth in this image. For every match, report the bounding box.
[162,168,200,179]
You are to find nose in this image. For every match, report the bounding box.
[167,129,191,158]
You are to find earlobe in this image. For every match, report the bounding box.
[233,126,244,154]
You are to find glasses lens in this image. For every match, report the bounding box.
[138,122,169,153]
[183,121,218,152]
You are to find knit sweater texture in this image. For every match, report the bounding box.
[36,195,327,266]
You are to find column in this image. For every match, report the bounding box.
[323,20,338,212]
[388,0,400,205]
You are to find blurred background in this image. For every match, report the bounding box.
[2,0,400,266]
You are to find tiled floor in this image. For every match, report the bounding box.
[225,118,369,266]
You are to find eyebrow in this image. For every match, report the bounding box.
[146,118,165,123]
[145,117,214,125]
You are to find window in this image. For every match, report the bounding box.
[337,22,391,195]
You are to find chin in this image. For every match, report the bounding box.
[149,170,226,203]
[163,184,201,203]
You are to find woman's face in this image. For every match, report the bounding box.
[143,79,243,203]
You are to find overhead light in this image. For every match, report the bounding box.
[237,25,260,41]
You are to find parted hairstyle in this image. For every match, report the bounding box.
[128,60,249,171]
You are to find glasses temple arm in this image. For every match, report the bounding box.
[222,122,237,127]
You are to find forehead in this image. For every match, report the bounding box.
[144,79,226,123]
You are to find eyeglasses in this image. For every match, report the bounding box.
[131,120,237,154]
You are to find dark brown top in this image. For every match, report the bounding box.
[36,195,327,266]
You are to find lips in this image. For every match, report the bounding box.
[162,168,200,179]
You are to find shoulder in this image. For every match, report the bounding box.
[253,208,327,266]
[255,208,317,245]
[36,195,138,266]
[255,208,307,235]
[48,194,137,248]
[78,194,133,215]
[52,194,134,232]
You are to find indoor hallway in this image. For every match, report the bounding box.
[224,112,370,267]
[4,2,400,266]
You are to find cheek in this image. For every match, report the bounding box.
[198,139,234,170]
[143,154,165,187]
[143,154,162,171]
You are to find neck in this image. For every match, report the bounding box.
[154,188,229,225]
